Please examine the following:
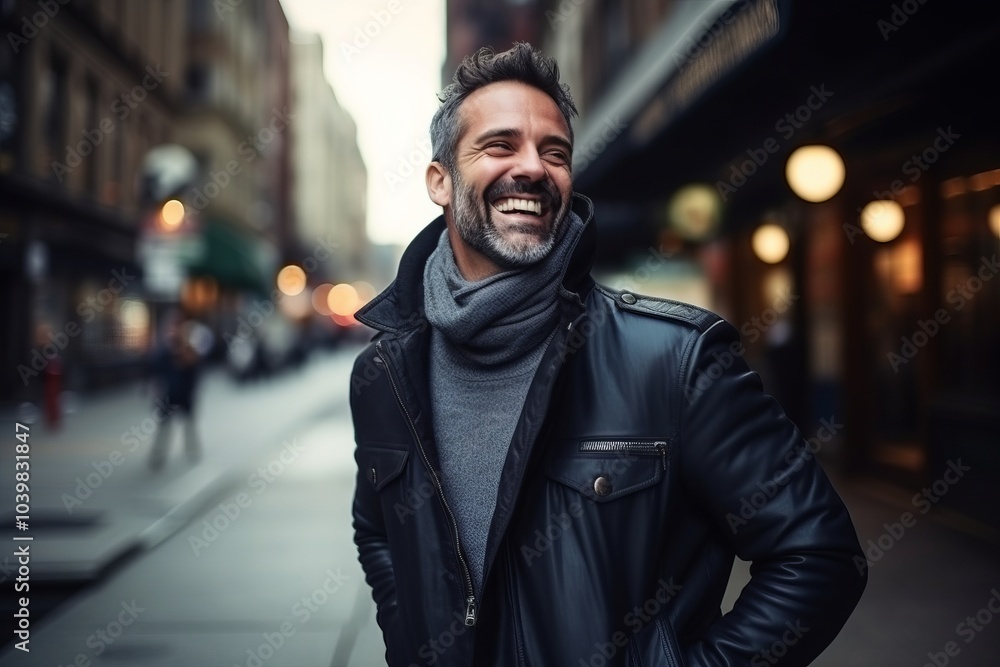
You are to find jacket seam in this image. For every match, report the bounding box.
[674,322,720,456]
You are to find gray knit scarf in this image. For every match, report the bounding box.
[422,210,586,366]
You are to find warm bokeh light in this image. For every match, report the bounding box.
[752,223,790,264]
[312,283,334,315]
[352,281,376,305]
[989,204,1000,239]
[160,199,185,230]
[861,200,905,242]
[328,283,360,316]
[279,290,312,319]
[667,184,722,241]
[276,265,307,296]
[785,145,846,203]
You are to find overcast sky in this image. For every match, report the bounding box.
[279,0,446,246]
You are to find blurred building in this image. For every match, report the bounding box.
[290,32,369,282]
[532,0,999,531]
[0,0,186,400]
[173,0,294,332]
[443,0,547,85]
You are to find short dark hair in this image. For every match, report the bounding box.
[430,42,578,170]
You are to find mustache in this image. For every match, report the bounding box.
[485,180,560,209]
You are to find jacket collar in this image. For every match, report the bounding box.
[357,192,597,334]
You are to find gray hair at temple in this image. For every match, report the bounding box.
[429,42,578,171]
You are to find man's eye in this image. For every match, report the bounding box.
[486,142,513,151]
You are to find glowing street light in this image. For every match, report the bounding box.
[752,223,790,264]
[328,283,360,316]
[989,204,1000,239]
[160,199,185,230]
[277,265,306,296]
[785,145,845,203]
[861,200,905,242]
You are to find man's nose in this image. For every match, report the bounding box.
[510,146,547,182]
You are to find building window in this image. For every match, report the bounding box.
[83,76,100,196]
[41,51,68,181]
[185,64,210,104]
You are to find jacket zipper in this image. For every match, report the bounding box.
[376,341,478,626]
[579,439,668,470]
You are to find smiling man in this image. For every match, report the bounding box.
[350,43,866,666]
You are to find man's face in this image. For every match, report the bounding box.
[446,81,574,269]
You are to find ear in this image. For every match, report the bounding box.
[426,161,452,208]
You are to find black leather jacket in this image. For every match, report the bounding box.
[351,194,866,666]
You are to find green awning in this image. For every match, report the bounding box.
[186,218,270,294]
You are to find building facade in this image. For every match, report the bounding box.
[536,0,1000,532]
[0,0,185,401]
[290,32,368,284]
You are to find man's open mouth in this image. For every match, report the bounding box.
[491,197,545,216]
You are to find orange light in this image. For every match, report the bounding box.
[161,199,185,230]
[328,283,360,316]
[277,265,307,296]
[312,284,334,315]
[331,312,358,327]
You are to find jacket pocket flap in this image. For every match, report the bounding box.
[543,438,666,503]
[358,445,409,492]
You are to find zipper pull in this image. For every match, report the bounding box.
[657,442,667,471]
[465,596,478,626]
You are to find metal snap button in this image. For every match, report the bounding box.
[594,476,612,496]
[621,293,637,304]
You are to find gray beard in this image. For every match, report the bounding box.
[450,173,569,269]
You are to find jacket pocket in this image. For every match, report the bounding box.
[544,437,669,503]
[357,445,409,492]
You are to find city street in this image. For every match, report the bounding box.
[0,345,996,665]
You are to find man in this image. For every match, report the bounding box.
[351,43,865,666]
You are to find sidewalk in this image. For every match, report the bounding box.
[0,349,359,585]
[0,393,386,666]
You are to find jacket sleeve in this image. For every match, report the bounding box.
[676,319,867,667]
[350,366,401,663]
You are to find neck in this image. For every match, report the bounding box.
[446,225,502,281]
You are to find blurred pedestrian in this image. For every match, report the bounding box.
[148,310,211,470]
[350,44,866,666]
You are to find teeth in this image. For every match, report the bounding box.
[495,198,542,215]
